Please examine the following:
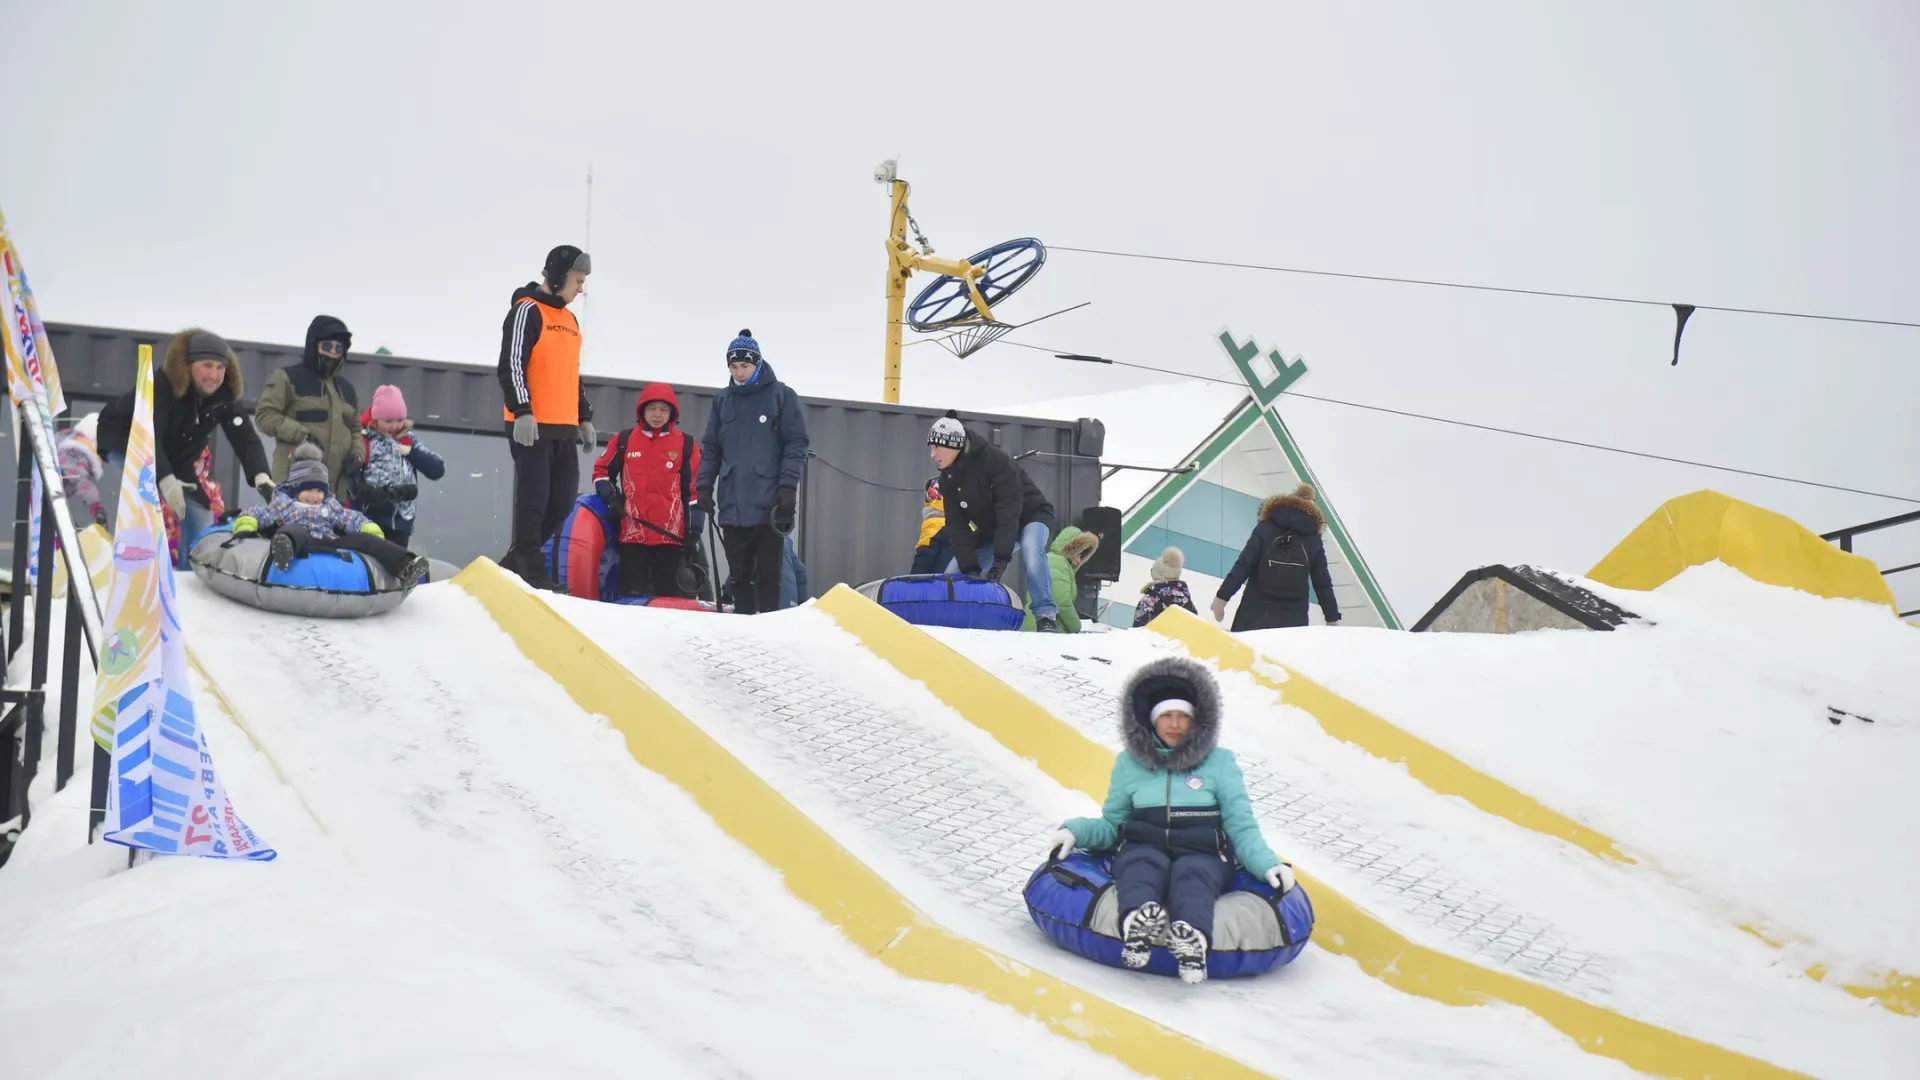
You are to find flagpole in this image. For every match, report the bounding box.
[15,397,102,658]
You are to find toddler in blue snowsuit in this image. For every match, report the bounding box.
[1049,656,1297,984]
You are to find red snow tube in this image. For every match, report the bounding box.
[610,595,720,613]
[543,494,615,601]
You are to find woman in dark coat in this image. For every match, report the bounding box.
[1211,483,1341,630]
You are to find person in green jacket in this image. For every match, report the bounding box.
[1019,525,1099,632]
[255,315,364,489]
[1046,655,1297,984]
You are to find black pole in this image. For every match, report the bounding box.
[56,584,79,792]
[5,445,30,680]
[18,484,55,807]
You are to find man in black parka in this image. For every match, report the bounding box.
[926,410,1062,632]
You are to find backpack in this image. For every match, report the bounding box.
[1255,529,1311,602]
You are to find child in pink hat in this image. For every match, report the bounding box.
[347,384,446,549]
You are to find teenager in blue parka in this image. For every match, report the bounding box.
[696,330,810,615]
[1046,656,1297,984]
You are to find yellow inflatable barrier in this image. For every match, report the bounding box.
[454,561,1279,1080]
[1588,489,1897,609]
[815,585,1812,1080]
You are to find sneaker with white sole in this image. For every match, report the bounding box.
[1119,901,1167,969]
[1168,919,1208,984]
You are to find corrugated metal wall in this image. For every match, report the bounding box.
[30,322,1103,599]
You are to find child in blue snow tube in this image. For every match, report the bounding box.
[1043,656,1299,985]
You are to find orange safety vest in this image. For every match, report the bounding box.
[502,297,582,425]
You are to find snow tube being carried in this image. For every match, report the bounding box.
[189,526,417,619]
[544,493,619,601]
[855,573,1025,631]
[1024,852,1314,979]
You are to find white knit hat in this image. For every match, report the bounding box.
[927,410,967,450]
[1149,546,1184,582]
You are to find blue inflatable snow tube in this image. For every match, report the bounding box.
[1024,852,1314,979]
[857,573,1026,631]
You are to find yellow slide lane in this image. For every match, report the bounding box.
[454,561,1283,1080]
[816,585,1813,1080]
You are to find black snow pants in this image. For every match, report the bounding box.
[720,523,784,614]
[1113,844,1233,945]
[509,435,580,556]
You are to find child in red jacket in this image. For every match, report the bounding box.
[592,383,703,598]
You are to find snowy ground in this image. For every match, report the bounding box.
[3,560,1914,1079]
[0,580,1143,1080]
[1240,562,1920,984]
[560,594,1651,1080]
[927,595,1920,1079]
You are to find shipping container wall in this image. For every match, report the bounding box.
[31,323,1103,599]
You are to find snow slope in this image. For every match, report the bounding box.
[557,593,1647,1080]
[928,611,1920,1080]
[0,582,1143,1080]
[5,556,1914,1079]
[1246,562,1920,981]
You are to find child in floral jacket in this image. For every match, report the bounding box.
[1133,547,1198,627]
[234,442,427,586]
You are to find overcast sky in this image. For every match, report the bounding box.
[4,0,1916,614]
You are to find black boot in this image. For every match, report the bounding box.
[502,549,562,592]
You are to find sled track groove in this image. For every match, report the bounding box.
[284,619,705,966]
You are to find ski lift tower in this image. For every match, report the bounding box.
[876,159,1049,403]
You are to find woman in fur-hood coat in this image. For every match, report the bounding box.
[1213,483,1340,631]
[1050,656,1290,982]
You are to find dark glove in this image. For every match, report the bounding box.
[594,478,617,502]
[388,482,418,503]
[982,560,1006,584]
[685,506,706,549]
[771,487,796,536]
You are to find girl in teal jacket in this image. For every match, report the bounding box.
[1047,656,1296,984]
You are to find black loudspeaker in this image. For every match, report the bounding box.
[1075,505,1124,583]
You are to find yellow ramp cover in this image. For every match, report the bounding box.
[1588,489,1896,609]
[453,561,1279,1080]
[815,585,1813,1080]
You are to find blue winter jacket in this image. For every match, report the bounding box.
[1062,656,1281,876]
[695,359,810,528]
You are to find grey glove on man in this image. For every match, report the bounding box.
[157,475,191,518]
[577,420,597,450]
[511,413,538,447]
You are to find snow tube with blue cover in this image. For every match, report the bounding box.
[1024,852,1314,979]
[189,526,415,618]
[855,573,1025,631]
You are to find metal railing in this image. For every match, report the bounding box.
[0,398,106,867]
[1821,509,1920,619]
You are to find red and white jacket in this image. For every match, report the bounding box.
[591,382,701,546]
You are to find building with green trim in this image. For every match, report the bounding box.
[1102,330,1400,629]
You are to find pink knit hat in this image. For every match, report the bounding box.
[370,384,407,421]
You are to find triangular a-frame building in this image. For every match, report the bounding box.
[1101,329,1399,629]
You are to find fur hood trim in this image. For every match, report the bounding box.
[1258,483,1324,531]
[161,327,244,400]
[1118,655,1222,773]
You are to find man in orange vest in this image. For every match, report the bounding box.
[496,244,597,590]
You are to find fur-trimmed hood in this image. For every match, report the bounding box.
[161,327,244,401]
[1259,483,1324,532]
[1118,655,1222,773]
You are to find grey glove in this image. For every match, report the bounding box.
[577,420,597,450]
[157,474,192,518]
[252,473,275,500]
[511,413,538,447]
